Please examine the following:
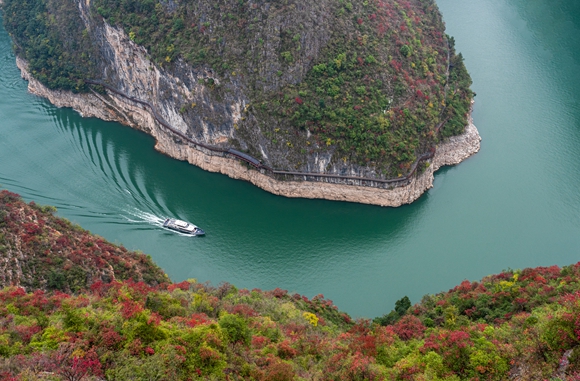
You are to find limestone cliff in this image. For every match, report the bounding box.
[17,55,479,207]
[4,0,480,206]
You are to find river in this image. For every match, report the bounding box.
[0,0,579,318]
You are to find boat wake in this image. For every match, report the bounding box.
[123,208,165,226]
[122,208,199,237]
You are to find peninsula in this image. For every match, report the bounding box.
[2,0,480,206]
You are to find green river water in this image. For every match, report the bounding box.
[0,0,579,318]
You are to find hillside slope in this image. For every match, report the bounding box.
[1,192,580,380]
[0,190,168,292]
[1,0,475,185]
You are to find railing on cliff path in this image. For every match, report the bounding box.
[85,80,444,189]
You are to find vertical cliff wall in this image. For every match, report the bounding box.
[17,52,480,207]
[5,0,481,206]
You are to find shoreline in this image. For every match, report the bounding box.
[16,57,481,207]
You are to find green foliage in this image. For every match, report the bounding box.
[219,313,250,345]
[62,303,87,332]
[3,0,474,176]
[374,296,411,326]
[2,0,98,92]
[47,270,66,291]
[145,291,187,319]
[400,45,412,57]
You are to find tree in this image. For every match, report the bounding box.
[374,296,411,326]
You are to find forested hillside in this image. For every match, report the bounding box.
[0,190,168,292]
[1,191,580,380]
[1,0,473,178]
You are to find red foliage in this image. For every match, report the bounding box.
[22,222,41,235]
[0,190,20,203]
[51,346,103,381]
[423,329,473,372]
[346,330,377,357]
[295,97,303,105]
[277,340,297,359]
[56,235,70,246]
[392,315,426,341]
[199,346,219,361]
[231,304,258,318]
[271,288,288,299]
[342,313,353,324]
[375,326,398,347]
[187,313,211,327]
[258,357,295,381]
[2,287,26,301]
[13,324,42,343]
[127,339,143,356]
[168,280,190,292]
[89,281,112,296]
[345,352,377,380]
[252,335,270,349]
[121,300,143,319]
[281,322,306,339]
[454,280,473,293]
[99,326,123,349]
[147,312,162,326]
[390,60,402,72]
[415,89,426,99]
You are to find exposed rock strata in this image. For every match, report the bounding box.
[17,57,480,207]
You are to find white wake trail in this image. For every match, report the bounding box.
[123,208,166,226]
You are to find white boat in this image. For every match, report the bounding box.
[163,218,205,236]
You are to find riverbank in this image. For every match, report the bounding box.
[1,189,579,379]
[16,57,481,207]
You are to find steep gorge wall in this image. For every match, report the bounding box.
[4,0,480,184]
[17,51,480,207]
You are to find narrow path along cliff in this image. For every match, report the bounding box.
[16,56,481,207]
[1,0,482,206]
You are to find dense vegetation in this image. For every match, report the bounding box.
[0,190,168,292]
[2,261,580,380]
[1,0,473,177]
[89,0,472,174]
[2,191,580,380]
[1,0,98,92]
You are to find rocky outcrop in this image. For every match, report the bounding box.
[17,56,480,206]
[432,115,481,172]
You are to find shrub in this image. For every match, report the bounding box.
[219,313,250,345]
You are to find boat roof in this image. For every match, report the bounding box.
[174,220,189,227]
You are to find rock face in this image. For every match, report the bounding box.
[17,53,480,207]
[5,0,482,206]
